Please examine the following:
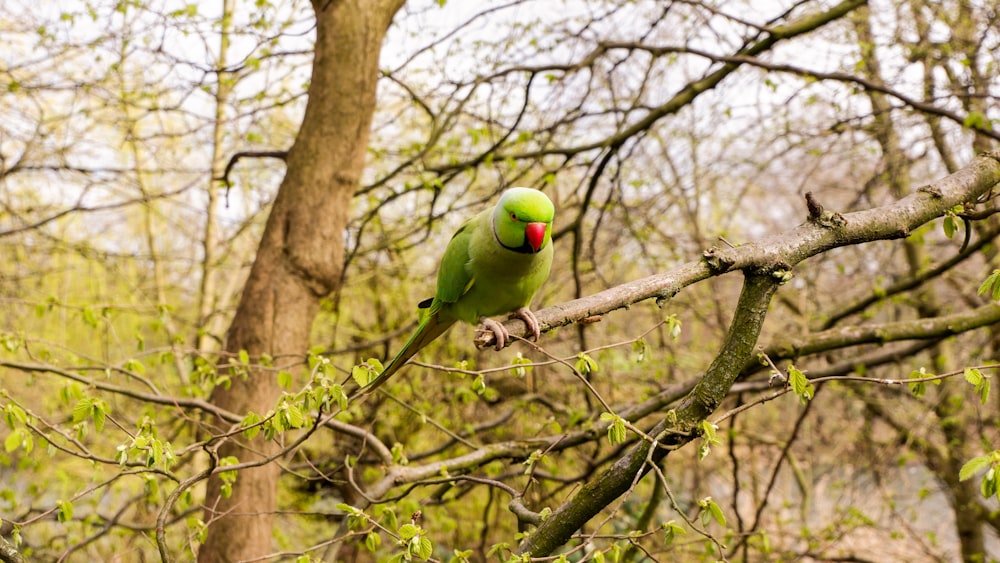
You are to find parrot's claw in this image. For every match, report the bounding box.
[510,307,541,342]
[477,309,541,351]
[477,317,510,351]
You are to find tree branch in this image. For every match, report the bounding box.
[820,220,1000,329]
[508,150,1000,556]
[425,0,870,176]
[480,151,1000,347]
[218,150,288,188]
[0,534,24,563]
[516,271,780,556]
[767,301,1000,361]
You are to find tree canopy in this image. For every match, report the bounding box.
[1,0,999,561]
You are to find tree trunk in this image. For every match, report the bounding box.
[197,1,404,561]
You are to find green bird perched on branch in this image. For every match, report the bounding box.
[364,187,555,393]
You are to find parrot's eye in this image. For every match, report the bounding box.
[510,212,518,221]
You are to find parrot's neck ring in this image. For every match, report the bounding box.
[493,221,540,254]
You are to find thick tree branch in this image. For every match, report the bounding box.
[479,150,1000,347]
[820,221,1000,329]
[507,151,1000,556]
[517,272,780,556]
[0,535,24,563]
[594,44,1000,143]
[768,302,1000,361]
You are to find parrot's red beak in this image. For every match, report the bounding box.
[525,222,547,253]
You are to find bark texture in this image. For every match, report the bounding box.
[197,1,404,561]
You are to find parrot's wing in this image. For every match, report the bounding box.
[433,215,478,307]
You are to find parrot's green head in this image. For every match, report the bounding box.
[492,187,555,254]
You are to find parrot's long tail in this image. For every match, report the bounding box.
[363,313,456,394]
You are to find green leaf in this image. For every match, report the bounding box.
[698,420,722,460]
[5,428,24,453]
[93,402,107,432]
[943,215,956,238]
[35,297,57,317]
[632,338,648,363]
[982,468,997,498]
[0,333,21,352]
[600,412,627,446]
[281,403,305,429]
[147,439,162,467]
[56,499,74,523]
[241,411,262,439]
[662,520,686,544]
[391,442,408,465]
[307,352,324,371]
[266,411,284,436]
[352,364,373,387]
[277,370,292,389]
[378,506,398,530]
[72,397,108,432]
[510,353,532,377]
[238,349,250,365]
[698,497,726,527]
[124,358,146,375]
[665,314,682,340]
[709,500,726,527]
[964,367,984,385]
[398,523,419,540]
[964,368,991,404]
[575,352,599,375]
[788,364,814,403]
[977,270,1000,301]
[353,359,383,388]
[329,384,348,411]
[4,430,18,452]
[472,374,487,395]
[218,457,239,499]
[5,403,28,428]
[81,307,99,328]
[964,110,988,131]
[521,449,543,475]
[908,368,933,397]
[335,502,362,515]
[59,383,83,405]
[960,454,994,481]
[415,536,433,559]
[364,531,381,552]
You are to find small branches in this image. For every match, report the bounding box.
[6,0,1000,560]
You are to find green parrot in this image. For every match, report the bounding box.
[366,187,555,393]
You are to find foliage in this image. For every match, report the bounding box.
[1,0,999,561]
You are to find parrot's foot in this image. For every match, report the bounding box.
[476,309,541,351]
[510,307,541,342]
[477,317,509,351]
